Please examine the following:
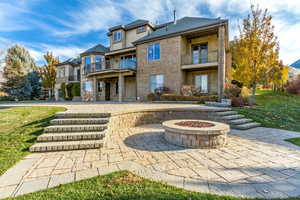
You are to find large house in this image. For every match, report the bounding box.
[55,17,230,102]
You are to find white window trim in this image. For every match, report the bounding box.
[147,43,160,61]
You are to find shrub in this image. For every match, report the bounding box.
[61,83,66,99]
[286,79,300,95]
[181,85,201,96]
[65,83,74,100]
[160,93,218,103]
[231,97,245,107]
[224,83,241,98]
[0,95,14,101]
[240,87,251,104]
[154,87,169,98]
[147,93,156,101]
[71,83,81,97]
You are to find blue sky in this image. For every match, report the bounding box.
[0,0,300,67]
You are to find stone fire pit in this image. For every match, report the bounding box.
[162,120,229,148]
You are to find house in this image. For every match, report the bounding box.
[56,16,230,102]
[54,57,81,100]
[289,59,300,80]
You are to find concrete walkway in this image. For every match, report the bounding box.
[1,124,300,199]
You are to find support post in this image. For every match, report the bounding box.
[118,73,124,102]
[218,26,226,101]
[93,77,97,102]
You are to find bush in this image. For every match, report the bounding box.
[0,95,15,101]
[181,85,201,96]
[231,97,245,107]
[65,83,74,100]
[147,93,156,101]
[224,83,241,98]
[286,79,300,95]
[71,83,81,97]
[160,93,218,103]
[154,87,169,99]
[61,83,66,99]
[240,87,251,103]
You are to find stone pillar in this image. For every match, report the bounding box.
[118,73,124,102]
[218,26,226,101]
[54,88,59,101]
[93,77,97,102]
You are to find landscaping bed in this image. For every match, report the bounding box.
[0,106,65,175]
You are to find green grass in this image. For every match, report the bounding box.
[285,137,300,147]
[4,171,245,200]
[234,90,300,132]
[0,106,65,175]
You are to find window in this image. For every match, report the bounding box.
[97,81,103,93]
[84,57,91,73]
[95,56,102,71]
[83,81,93,92]
[195,74,208,93]
[192,43,208,64]
[150,75,164,92]
[115,82,118,95]
[137,26,146,33]
[148,43,160,61]
[113,31,121,41]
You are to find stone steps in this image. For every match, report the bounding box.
[44,125,107,133]
[216,111,238,116]
[229,118,253,125]
[29,140,104,152]
[30,112,110,152]
[50,118,109,125]
[233,122,261,130]
[37,132,105,142]
[205,101,231,107]
[55,112,110,119]
[221,114,244,120]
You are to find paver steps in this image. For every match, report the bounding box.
[50,118,109,125]
[30,112,110,152]
[214,108,261,130]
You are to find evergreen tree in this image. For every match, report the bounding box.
[1,45,38,100]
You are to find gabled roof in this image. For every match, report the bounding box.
[134,17,227,44]
[108,19,151,33]
[57,57,81,66]
[291,59,300,69]
[80,44,109,56]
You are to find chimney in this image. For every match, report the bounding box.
[173,9,177,24]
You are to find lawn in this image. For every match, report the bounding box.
[0,106,65,175]
[5,171,244,200]
[285,137,300,146]
[234,90,300,132]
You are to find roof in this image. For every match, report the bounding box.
[291,59,300,69]
[80,44,109,56]
[57,57,81,66]
[134,17,227,44]
[108,19,150,33]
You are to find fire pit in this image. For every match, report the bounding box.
[162,120,229,148]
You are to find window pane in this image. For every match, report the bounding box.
[195,75,208,93]
[148,45,154,61]
[154,43,160,60]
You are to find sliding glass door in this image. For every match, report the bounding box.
[192,43,208,64]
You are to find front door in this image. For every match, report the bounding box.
[105,82,110,101]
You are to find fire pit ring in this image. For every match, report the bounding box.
[162,120,230,148]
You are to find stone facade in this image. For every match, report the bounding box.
[136,36,184,101]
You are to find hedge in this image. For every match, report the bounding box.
[160,93,218,103]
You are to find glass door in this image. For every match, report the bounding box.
[192,43,208,64]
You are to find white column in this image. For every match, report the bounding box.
[118,73,124,102]
[93,77,97,102]
[218,26,226,100]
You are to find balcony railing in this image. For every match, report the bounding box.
[120,59,136,69]
[182,50,218,66]
[84,62,103,74]
[68,75,80,82]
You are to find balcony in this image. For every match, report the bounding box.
[181,50,218,70]
[84,62,103,74]
[68,75,80,82]
[120,59,136,69]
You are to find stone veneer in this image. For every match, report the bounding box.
[162,120,229,148]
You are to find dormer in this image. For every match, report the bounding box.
[107,19,154,51]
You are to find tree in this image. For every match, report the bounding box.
[1,45,39,100]
[231,4,280,103]
[38,52,59,98]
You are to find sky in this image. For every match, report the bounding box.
[0,0,300,68]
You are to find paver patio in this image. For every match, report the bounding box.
[1,103,300,199]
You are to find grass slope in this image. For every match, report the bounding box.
[0,106,65,175]
[234,90,300,132]
[6,171,243,200]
